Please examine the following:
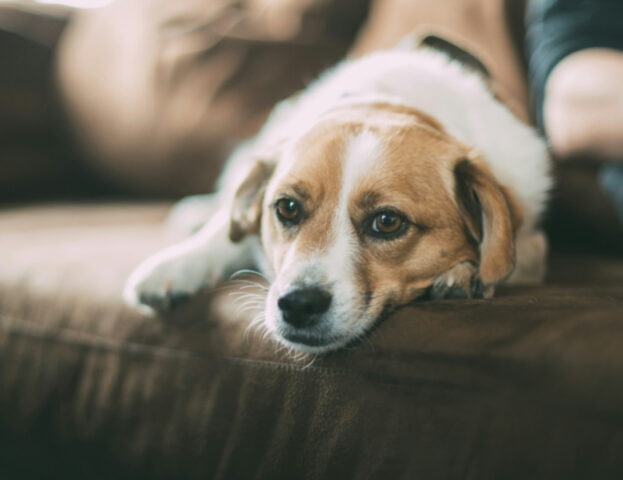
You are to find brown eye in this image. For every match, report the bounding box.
[276,198,301,224]
[371,211,404,235]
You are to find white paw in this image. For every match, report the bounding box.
[123,207,254,315]
[123,248,221,314]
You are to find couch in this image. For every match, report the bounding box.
[1,2,623,479]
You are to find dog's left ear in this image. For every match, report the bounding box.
[454,157,522,287]
[229,159,276,243]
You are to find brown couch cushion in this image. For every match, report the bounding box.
[1,202,623,479]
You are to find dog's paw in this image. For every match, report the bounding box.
[130,288,194,314]
[429,262,494,299]
[123,250,219,314]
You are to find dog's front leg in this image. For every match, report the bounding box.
[429,261,495,299]
[123,208,258,314]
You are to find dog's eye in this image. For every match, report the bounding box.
[275,198,301,224]
[366,210,409,239]
[372,212,403,234]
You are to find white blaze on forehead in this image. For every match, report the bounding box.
[323,129,384,284]
[340,129,385,201]
[275,130,385,291]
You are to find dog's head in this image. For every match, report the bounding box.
[229,103,521,352]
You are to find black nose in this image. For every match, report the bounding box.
[278,288,332,328]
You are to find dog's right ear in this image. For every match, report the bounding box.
[453,157,521,287]
[229,159,276,243]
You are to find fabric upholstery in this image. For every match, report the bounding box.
[1,203,623,479]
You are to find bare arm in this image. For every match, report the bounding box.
[544,48,623,160]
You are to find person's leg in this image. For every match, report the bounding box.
[350,0,531,122]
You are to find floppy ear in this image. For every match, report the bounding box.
[454,157,521,286]
[229,159,276,243]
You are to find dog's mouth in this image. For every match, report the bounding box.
[281,330,332,347]
[276,312,389,352]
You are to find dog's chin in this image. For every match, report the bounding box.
[276,330,349,354]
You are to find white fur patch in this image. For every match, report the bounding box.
[322,131,384,324]
[328,129,384,279]
[341,129,385,194]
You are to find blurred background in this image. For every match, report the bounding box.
[0,2,622,479]
[1,0,622,253]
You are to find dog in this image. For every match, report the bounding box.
[123,39,551,354]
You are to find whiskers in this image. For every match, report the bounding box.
[227,276,319,366]
[226,269,384,364]
[230,269,270,283]
[273,342,319,368]
[224,269,269,341]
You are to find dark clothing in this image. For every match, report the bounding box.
[525,0,623,130]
